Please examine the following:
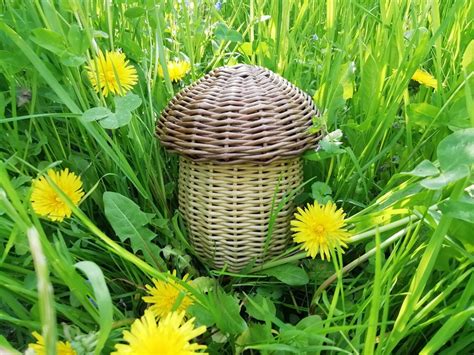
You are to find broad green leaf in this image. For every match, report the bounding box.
[215,23,243,42]
[296,315,323,331]
[434,245,461,271]
[319,140,344,154]
[342,80,353,100]
[239,42,253,56]
[82,107,111,122]
[81,94,140,129]
[103,192,155,250]
[238,41,270,57]
[261,264,309,286]
[311,182,332,203]
[340,62,355,100]
[31,28,67,55]
[187,302,215,327]
[67,24,88,54]
[319,130,344,153]
[60,52,86,67]
[401,160,439,177]
[256,41,270,56]
[447,94,471,130]
[407,103,442,127]
[14,226,29,256]
[437,128,474,172]
[309,260,337,283]
[115,93,142,112]
[99,111,132,129]
[357,53,381,125]
[125,7,146,18]
[313,83,326,108]
[439,195,474,223]
[0,50,29,74]
[420,165,469,190]
[117,34,143,61]
[191,276,216,293]
[279,326,329,348]
[236,323,273,351]
[448,220,474,253]
[245,294,276,322]
[75,261,112,355]
[209,289,247,335]
[103,192,163,269]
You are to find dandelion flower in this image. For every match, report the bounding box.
[86,50,138,97]
[411,69,438,89]
[28,331,76,355]
[31,169,84,222]
[291,201,350,261]
[158,60,191,82]
[112,310,207,355]
[143,270,194,318]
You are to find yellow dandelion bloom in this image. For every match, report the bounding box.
[86,50,138,97]
[411,69,438,89]
[28,331,76,355]
[158,60,191,82]
[291,201,350,261]
[30,168,84,222]
[112,310,207,355]
[143,270,194,318]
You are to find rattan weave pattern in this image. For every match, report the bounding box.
[179,156,303,271]
[157,64,320,164]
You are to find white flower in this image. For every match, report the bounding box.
[323,129,343,143]
[320,129,344,153]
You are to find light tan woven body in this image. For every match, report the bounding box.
[157,64,321,271]
[179,157,303,271]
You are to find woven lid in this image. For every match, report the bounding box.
[156,64,321,163]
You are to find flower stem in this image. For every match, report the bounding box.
[313,223,418,299]
[349,214,420,243]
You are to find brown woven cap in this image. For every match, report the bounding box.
[156,64,321,164]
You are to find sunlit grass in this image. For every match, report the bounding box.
[0,0,472,353]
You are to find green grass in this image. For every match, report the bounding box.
[0,0,473,354]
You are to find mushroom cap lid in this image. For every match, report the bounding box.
[156,64,321,164]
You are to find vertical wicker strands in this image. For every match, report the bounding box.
[179,157,303,271]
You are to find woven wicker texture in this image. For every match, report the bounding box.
[178,156,303,271]
[157,64,320,164]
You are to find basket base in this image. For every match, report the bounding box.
[178,157,303,272]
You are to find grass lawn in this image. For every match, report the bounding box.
[0,0,473,354]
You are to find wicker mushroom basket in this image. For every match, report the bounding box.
[157,64,321,271]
